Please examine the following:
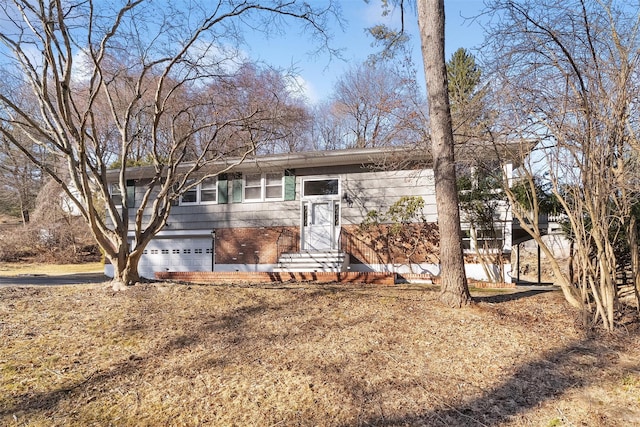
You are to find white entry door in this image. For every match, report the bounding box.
[303,200,339,251]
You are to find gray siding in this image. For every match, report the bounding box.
[124,166,436,232]
[341,169,436,225]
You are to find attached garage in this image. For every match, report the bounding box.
[137,232,213,279]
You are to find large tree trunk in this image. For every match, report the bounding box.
[417,0,471,307]
[111,263,141,291]
[108,247,143,291]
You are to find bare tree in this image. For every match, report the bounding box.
[308,101,346,151]
[0,0,338,290]
[0,133,44,224]
[484,0,640,330]
[329,61,424,148]
[204,62,314,155]
[417,0,471,307]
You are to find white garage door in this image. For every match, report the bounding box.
[138,237,213,279]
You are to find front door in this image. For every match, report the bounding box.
[301,178,340,251]
[303,200,338,251]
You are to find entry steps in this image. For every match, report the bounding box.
[274,251,349,273]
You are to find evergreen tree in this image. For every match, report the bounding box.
[446,48,489,142]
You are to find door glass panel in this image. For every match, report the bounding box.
[312,203,331,225]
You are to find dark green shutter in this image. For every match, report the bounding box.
[125,180,135,207]
[284,170,296,201]
[232,175,243,203]
[217,174,228,204]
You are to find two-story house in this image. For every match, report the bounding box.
[106,145,519,283]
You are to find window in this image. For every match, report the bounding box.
[462,228,504,252]
[303,179,339,197]
[179,177,218,205]
[244,174,262,201]
[265,173,283,199]
[111,180,135,207]
[111,184,122,205]
[461,230,472,250]
[200,177,217,203]
[243,172,284,202]
[181,181,198,204]
[476,228,504,250]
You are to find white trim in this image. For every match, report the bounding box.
[301,177,341,200]
[127,229,213,238]
[242,172,284,202]
[347,263,512,283]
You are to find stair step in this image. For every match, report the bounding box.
[273,267,344,273]
[277,251,349,273]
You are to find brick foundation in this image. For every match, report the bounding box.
[340,224,440,265]
[155,271,395,285]
[216,226,298,265]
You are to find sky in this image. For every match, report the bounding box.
[243,0,486,104]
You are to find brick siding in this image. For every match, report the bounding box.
[215,226,298,265]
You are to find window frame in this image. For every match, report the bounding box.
[462,226,504,253]
[301,178,340,199]
[242,172,284,202]
[111,180,135,207]
[199,177,218,204]
[243,173,264,202]
[264,172,284,200]
[179,177,218,206]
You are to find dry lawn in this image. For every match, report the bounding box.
[1,282,639,426]
[0,262,104,276]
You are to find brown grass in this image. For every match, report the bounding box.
[1,282,638,426]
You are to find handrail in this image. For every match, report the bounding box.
[512,208,567,225]
[276,228,298,260]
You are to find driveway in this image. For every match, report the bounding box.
[0,272,109,286]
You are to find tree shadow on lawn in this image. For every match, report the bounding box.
[342,335,639,426]
[0,287,350,420]
[0,301,253,418]
[4,285,637,425]
[473,288,558,304]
